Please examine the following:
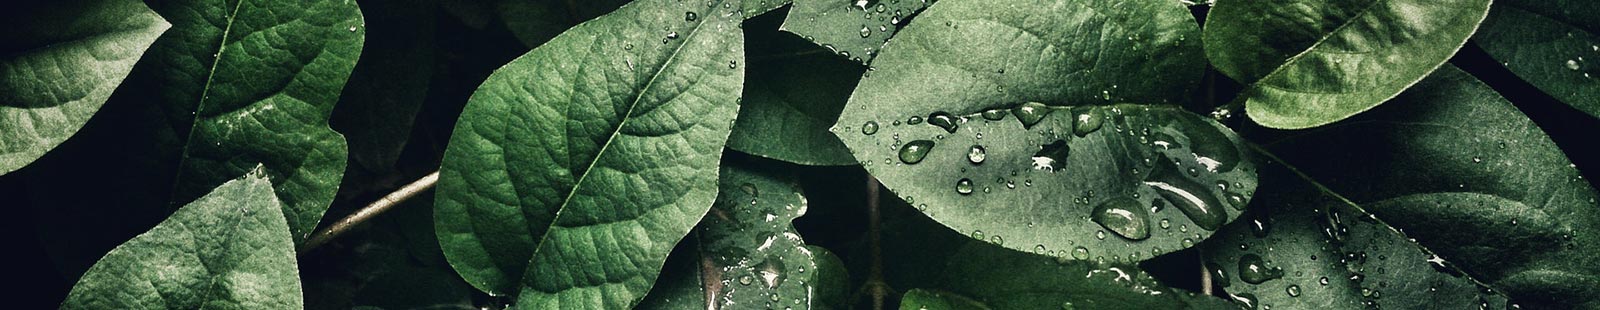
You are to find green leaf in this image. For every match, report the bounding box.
[728,11,862,166]
[0,0,168,175]
[1473,0,1600,119]
[871,196,1236,310]
[432,0,746,307]
[494,0,631,48]
[781,0,935,64]
[1250,66,1600,308]
[331,0,437,174]
[143,0,366,242]
[1204,0,1492,129]
[61,167,302,309]
[834,0,1246,263]
[638,156,851,309]
[1201,164,1512,309]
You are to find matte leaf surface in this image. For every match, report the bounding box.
[639,157,849,309]
[1204,0,1492,129]
[835,0,1246,263]
[61,168,302,309]
[1254,66,1600,308]
[144,0,366,241]
[1474,0,1600,119]
[432,0,746,307]
[330,0,437,173]
[0,0,168,175]
[781,0,935,64]
[728,12,862,166]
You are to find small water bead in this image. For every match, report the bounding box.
[686,11,698,21]
[1034,245,1047,254]
[1072,246,1090,260]
[971,230,984,240]
[1319,277,1330,286]
[1286,285,1302,297]
[1159,219,1171,229]
[1071,107,1104,137]
[955,178,975,195]
[907,116,924,125]
[1096,230,1106,240]
[667,31,680,39]
[859,25,871,38]
[990,235,1004,245]
[739,275,754,285]
[861,121,879,135]
[965,145,986,164]
[898,140,935,164]
[1568,59,1582,71]
[1238,253,1285,284]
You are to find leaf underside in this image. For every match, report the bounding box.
[1473,0,1600,119]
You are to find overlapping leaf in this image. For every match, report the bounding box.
[639,156,850,309]
[0,0,168,175]
[330,0,438,174]
[1473,0,1600,119]
[781,0,935,64]
[728,11,862,166]
[61,168,302,309]
[835,0,1249,263]
[432,0,746,308]
[1205,0,1492,129]
[1241,66,1600,308]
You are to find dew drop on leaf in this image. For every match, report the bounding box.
[861,121,879,135]
[1091,197,1151,240]
[955,178,974,195]
[1010,101,1052,128]
[967,145,986,164]
[898,140,934,164]
[927,112,959,133]
[1071,107,1104,137]
[1143,157,1227,231]
[1238,253,1285,284]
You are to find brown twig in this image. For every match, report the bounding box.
[299,171,440,253]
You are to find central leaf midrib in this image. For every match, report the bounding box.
[1245,0,1389,90]
[170,0,250,210]
[517,0,727,292]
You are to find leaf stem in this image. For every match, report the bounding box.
[299,171,440,253]
[867,175,886,310]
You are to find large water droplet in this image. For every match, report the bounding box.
[1072,107,1103,137]
[1011,102,1051,128]
[1143,157,1227,231]
[956,178,974,195]
[967,145,987,164]
[1238,253,1284,284]
[927,112,959,133]
[981,109,1007,121]
[1567,59,1582,71]
[1091,197,1151,240]
[898,140,935,164]
[861,121,879,135]
[1032,139,1070,171]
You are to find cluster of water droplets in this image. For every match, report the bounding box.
[793,0,932,63]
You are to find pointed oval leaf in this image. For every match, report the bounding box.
[61,168,302,309]
[1473,0,1600,119]
[432,0,746,307]
[1204,0,1492,129]
[781,0,936,64]
[0,0,168,175]
[143,0,365,242]
[835,0,1249,262]
[639,156,850,309]
[728,13,862,166]
[1253,66,1600,308]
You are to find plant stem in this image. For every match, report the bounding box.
[299,171,440,253]
[866,175,886,310]
[1200,250,1214,295]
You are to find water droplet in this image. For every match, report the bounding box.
[755,257,785,288]
[1034,245,1047,254]
[1091,197,1151,240]
[1143,157,1227,231]
[927,112,959,133]
[1567,59,1582,71]
[859,25,871,38]
[1286,285,1301,297]
[1072,246,1090,260]
[1250,218,1270,238]
[956,178,975,195]
[971,230,984,240]
[1319,277,1330,286]
[1009,101,1052,128]
[1238,253,1284,284]
[907,116,924,125]
[1032,139,1070,171]
[862,121,879,135]
[667,31,680,39]
[729,60,738,69]
[977,109,1007,121]
[739,275,754,285]
[898,140,935,164]
[1206,262,1231,287]
[347,26,358,32]
[686,11,698,21]
[1072,107,1104,137]
[1159,219,1171,229]
[967,145,986,164]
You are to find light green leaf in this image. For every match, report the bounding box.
[781,0,935,64]
[1204,0,1492,129]
[1248,66,1600,308]
[1201,164,1512,309]
[61,167,302,309]
[432,0,745,307]
[1473,0,1600,119]
[728,11,862,166]
[834,0,1245,262]
[144,0,365,242]
[0,0,168,175]
[638,156,850,309]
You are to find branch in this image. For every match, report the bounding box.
[299,171,440,253]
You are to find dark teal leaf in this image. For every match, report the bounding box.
[899,289,988,310]
[432,0,746,307]
[639,156,850,309]
[834,0,1244,263]
[1474,0,1600,119]
[1204,0,1492,129]
[494,0,631,48]
[728,11,862,166]
[781,0,935,64]
[0,0,168,175]
[331,0,438,174]
[144,0,366,242]
[1250,66,1600,309]
[61,168,302,309]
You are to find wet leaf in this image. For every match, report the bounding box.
[432,0,746,308]
[834,0,1246,263]
[728,11,862,166]
[0,0,168,175]
[1473,0,1600,119]
[61,168,302,309]
[781,0,936,64]
[1204,0,1492,129]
